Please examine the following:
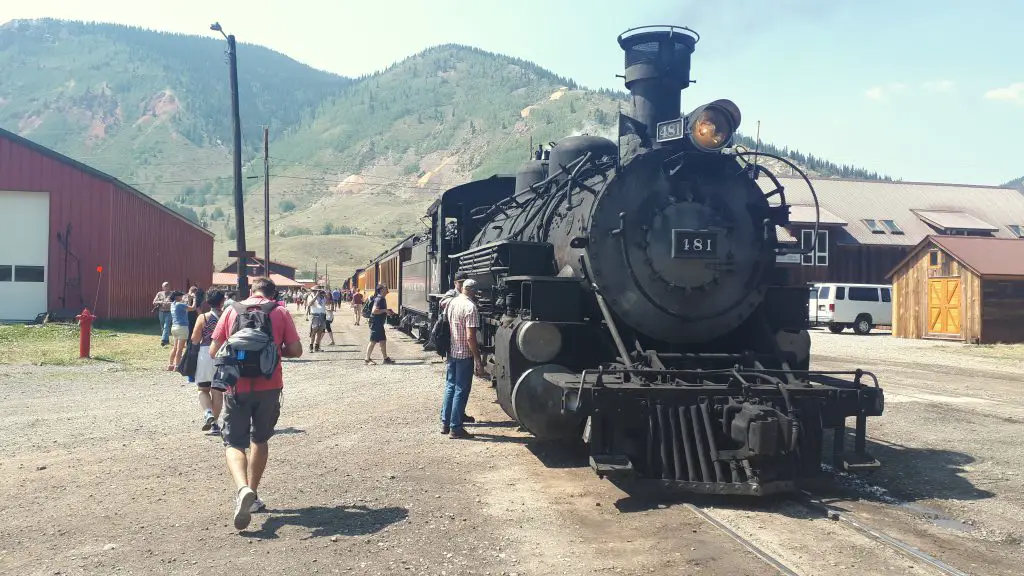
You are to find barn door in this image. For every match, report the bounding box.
[928,278,961,335]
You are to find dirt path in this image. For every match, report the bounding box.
[0,309,765,576]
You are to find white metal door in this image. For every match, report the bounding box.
[0,191,50,321]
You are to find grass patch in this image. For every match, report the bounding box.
[0,319,167,369]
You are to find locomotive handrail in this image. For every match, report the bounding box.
[571,367,880,388]
[728,149,821,258]
[470,154,588,223]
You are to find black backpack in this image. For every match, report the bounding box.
[227,301,279,378]
[362,298,374,319]
[427,307,451,358]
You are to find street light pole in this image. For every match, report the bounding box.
[211,22,249,299]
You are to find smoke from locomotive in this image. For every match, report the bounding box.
[358,25,884,495]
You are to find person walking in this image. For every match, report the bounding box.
[324,302,336,346]
[210,277,302,530]
[351,290,365,326]
[152,282,173,346]
[191,289,226,434]
[439,279,485,439]
[308,289,328,352]
[364,285,395,365]
[186,285,205,336]
[167,291,189,371]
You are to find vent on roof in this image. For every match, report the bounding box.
[881,219,904,234]
[1009,225,1024,238]
[862,219,885,234]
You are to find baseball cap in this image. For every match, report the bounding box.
[455,271,469,280]
[462,279,478,290]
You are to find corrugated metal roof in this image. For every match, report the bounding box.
[912,210,998,232]
[762,177,1024,246]
[775,226,797,243]
[788,204,847,225]
[930,236,1024,277]
[212,272,301,287]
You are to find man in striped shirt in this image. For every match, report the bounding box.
[439,279,485,439]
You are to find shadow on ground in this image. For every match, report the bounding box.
[243,504,408,539]
[846,436,995,503]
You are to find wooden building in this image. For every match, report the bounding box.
[211,272,301,290]
[0,127,213,321]
[219,259,297,280]
[887,236,1024,343]
[763,177,1024,286]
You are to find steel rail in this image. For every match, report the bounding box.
[686,496,971,576]
[683,503,799,576]
[798,493,971,576]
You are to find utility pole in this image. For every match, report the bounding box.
[211,22,249,299]
[263,126,270,278]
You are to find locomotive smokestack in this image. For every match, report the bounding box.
[617,26,698,145]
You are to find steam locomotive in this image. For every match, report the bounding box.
[353,26,884,495]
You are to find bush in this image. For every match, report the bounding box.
[279,199,296,212]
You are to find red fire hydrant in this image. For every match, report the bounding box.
[76,308,96,359]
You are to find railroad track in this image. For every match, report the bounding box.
[684,492,970,576]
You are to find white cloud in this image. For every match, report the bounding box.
[923,80,955,93]
[984,82,1024,105]
[865,83,908,101]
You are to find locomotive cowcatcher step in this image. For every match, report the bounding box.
[590,454,633,478]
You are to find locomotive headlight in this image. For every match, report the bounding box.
[686,99,742,152]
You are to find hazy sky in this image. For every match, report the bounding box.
[2,0,1021,185]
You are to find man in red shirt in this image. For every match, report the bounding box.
[210,277,302,530]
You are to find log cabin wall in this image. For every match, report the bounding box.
[891,248,929,339]
[980,279,1024,343]
[891,242,982,342]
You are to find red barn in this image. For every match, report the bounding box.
[0,127,214,321]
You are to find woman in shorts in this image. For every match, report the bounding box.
[324,304,336,346]
[167,291,189,371]
[191,289,226,433]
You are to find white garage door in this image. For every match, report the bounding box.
[0,191,50,321]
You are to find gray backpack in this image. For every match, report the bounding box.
[216,302,279,380]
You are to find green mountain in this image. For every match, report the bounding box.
[0,18,349,190]
[0,18,895,280]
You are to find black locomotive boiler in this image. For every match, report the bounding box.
[383,26,884,495]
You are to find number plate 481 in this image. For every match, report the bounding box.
[672,230,718,259]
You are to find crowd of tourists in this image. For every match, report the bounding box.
[149,272,484,531]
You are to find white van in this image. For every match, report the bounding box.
[809,283,892,335]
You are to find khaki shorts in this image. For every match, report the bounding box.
[170,325,189,340]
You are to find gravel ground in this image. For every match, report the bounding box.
[0,308,766,576]
[1,315,1019,575]
[807,329,1024,574]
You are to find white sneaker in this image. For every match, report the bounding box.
[233,486,257,530]
[201,410,215,431]
[250,497,266,513]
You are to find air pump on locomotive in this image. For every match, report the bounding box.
[407,26,884,494]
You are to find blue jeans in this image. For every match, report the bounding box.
[158,310,171,344]
[440,357,474,429]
